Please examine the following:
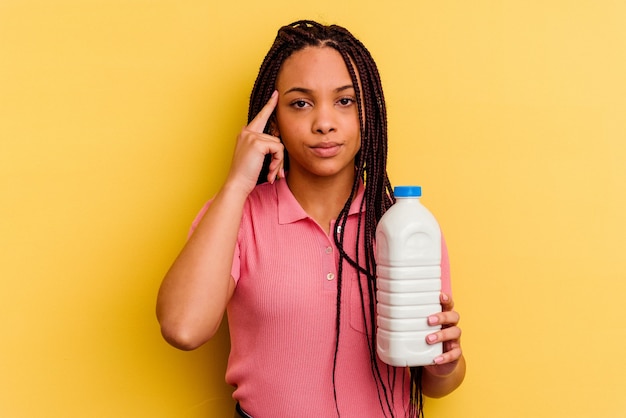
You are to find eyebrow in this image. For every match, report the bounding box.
[284,85,355,95]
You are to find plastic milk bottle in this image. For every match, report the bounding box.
[376,186,443,366]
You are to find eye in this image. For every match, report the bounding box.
[291,100,310,109]
[337,97,356,107]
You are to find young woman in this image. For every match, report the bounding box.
[157,20,465,418]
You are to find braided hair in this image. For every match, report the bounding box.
[248,20,423,418]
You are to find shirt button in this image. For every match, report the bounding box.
[325,246,332,254]
[326,272,335,281]
[336,225,342,233]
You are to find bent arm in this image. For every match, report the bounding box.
[157,91,281,350]
[156,184,247,350]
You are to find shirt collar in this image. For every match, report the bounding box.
[276,177,365,225]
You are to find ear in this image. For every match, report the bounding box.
[268,115,281,137]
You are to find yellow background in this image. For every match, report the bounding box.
[1,1,625,417]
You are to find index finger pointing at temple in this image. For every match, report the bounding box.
[247,90,279,133]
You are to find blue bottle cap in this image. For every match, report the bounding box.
[394,186,422,197]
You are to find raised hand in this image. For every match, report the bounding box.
[225,90,284,194]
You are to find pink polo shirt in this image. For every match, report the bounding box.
[192,178,452,417]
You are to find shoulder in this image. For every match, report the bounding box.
[189,182,278,236]
[246,181,278,208]
[239,181,281,224]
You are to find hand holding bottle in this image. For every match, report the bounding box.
[425,292,462,375]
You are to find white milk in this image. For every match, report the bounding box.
[376,186,443,367]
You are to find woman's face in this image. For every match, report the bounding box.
[274,46,361,182]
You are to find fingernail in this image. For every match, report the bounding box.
[427,334,438,343]
[428,315,439,325]
[442,293,449,302]
[280,168,285,178]
[433,356,444,364]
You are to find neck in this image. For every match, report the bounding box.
[286,170,356,234]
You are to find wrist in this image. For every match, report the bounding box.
[424,358,460,378]
[220,178,255,201]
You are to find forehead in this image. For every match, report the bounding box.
[276,46,355,88]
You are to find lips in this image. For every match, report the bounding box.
[309,142,342,158]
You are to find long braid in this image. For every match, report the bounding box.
[332,37,399,418]
[247,20,423,418]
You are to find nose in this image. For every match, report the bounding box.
[312,103,336,134]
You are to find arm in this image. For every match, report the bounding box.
[156,91,283,350]
[421,292,466,397]
[156,186,245,350]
